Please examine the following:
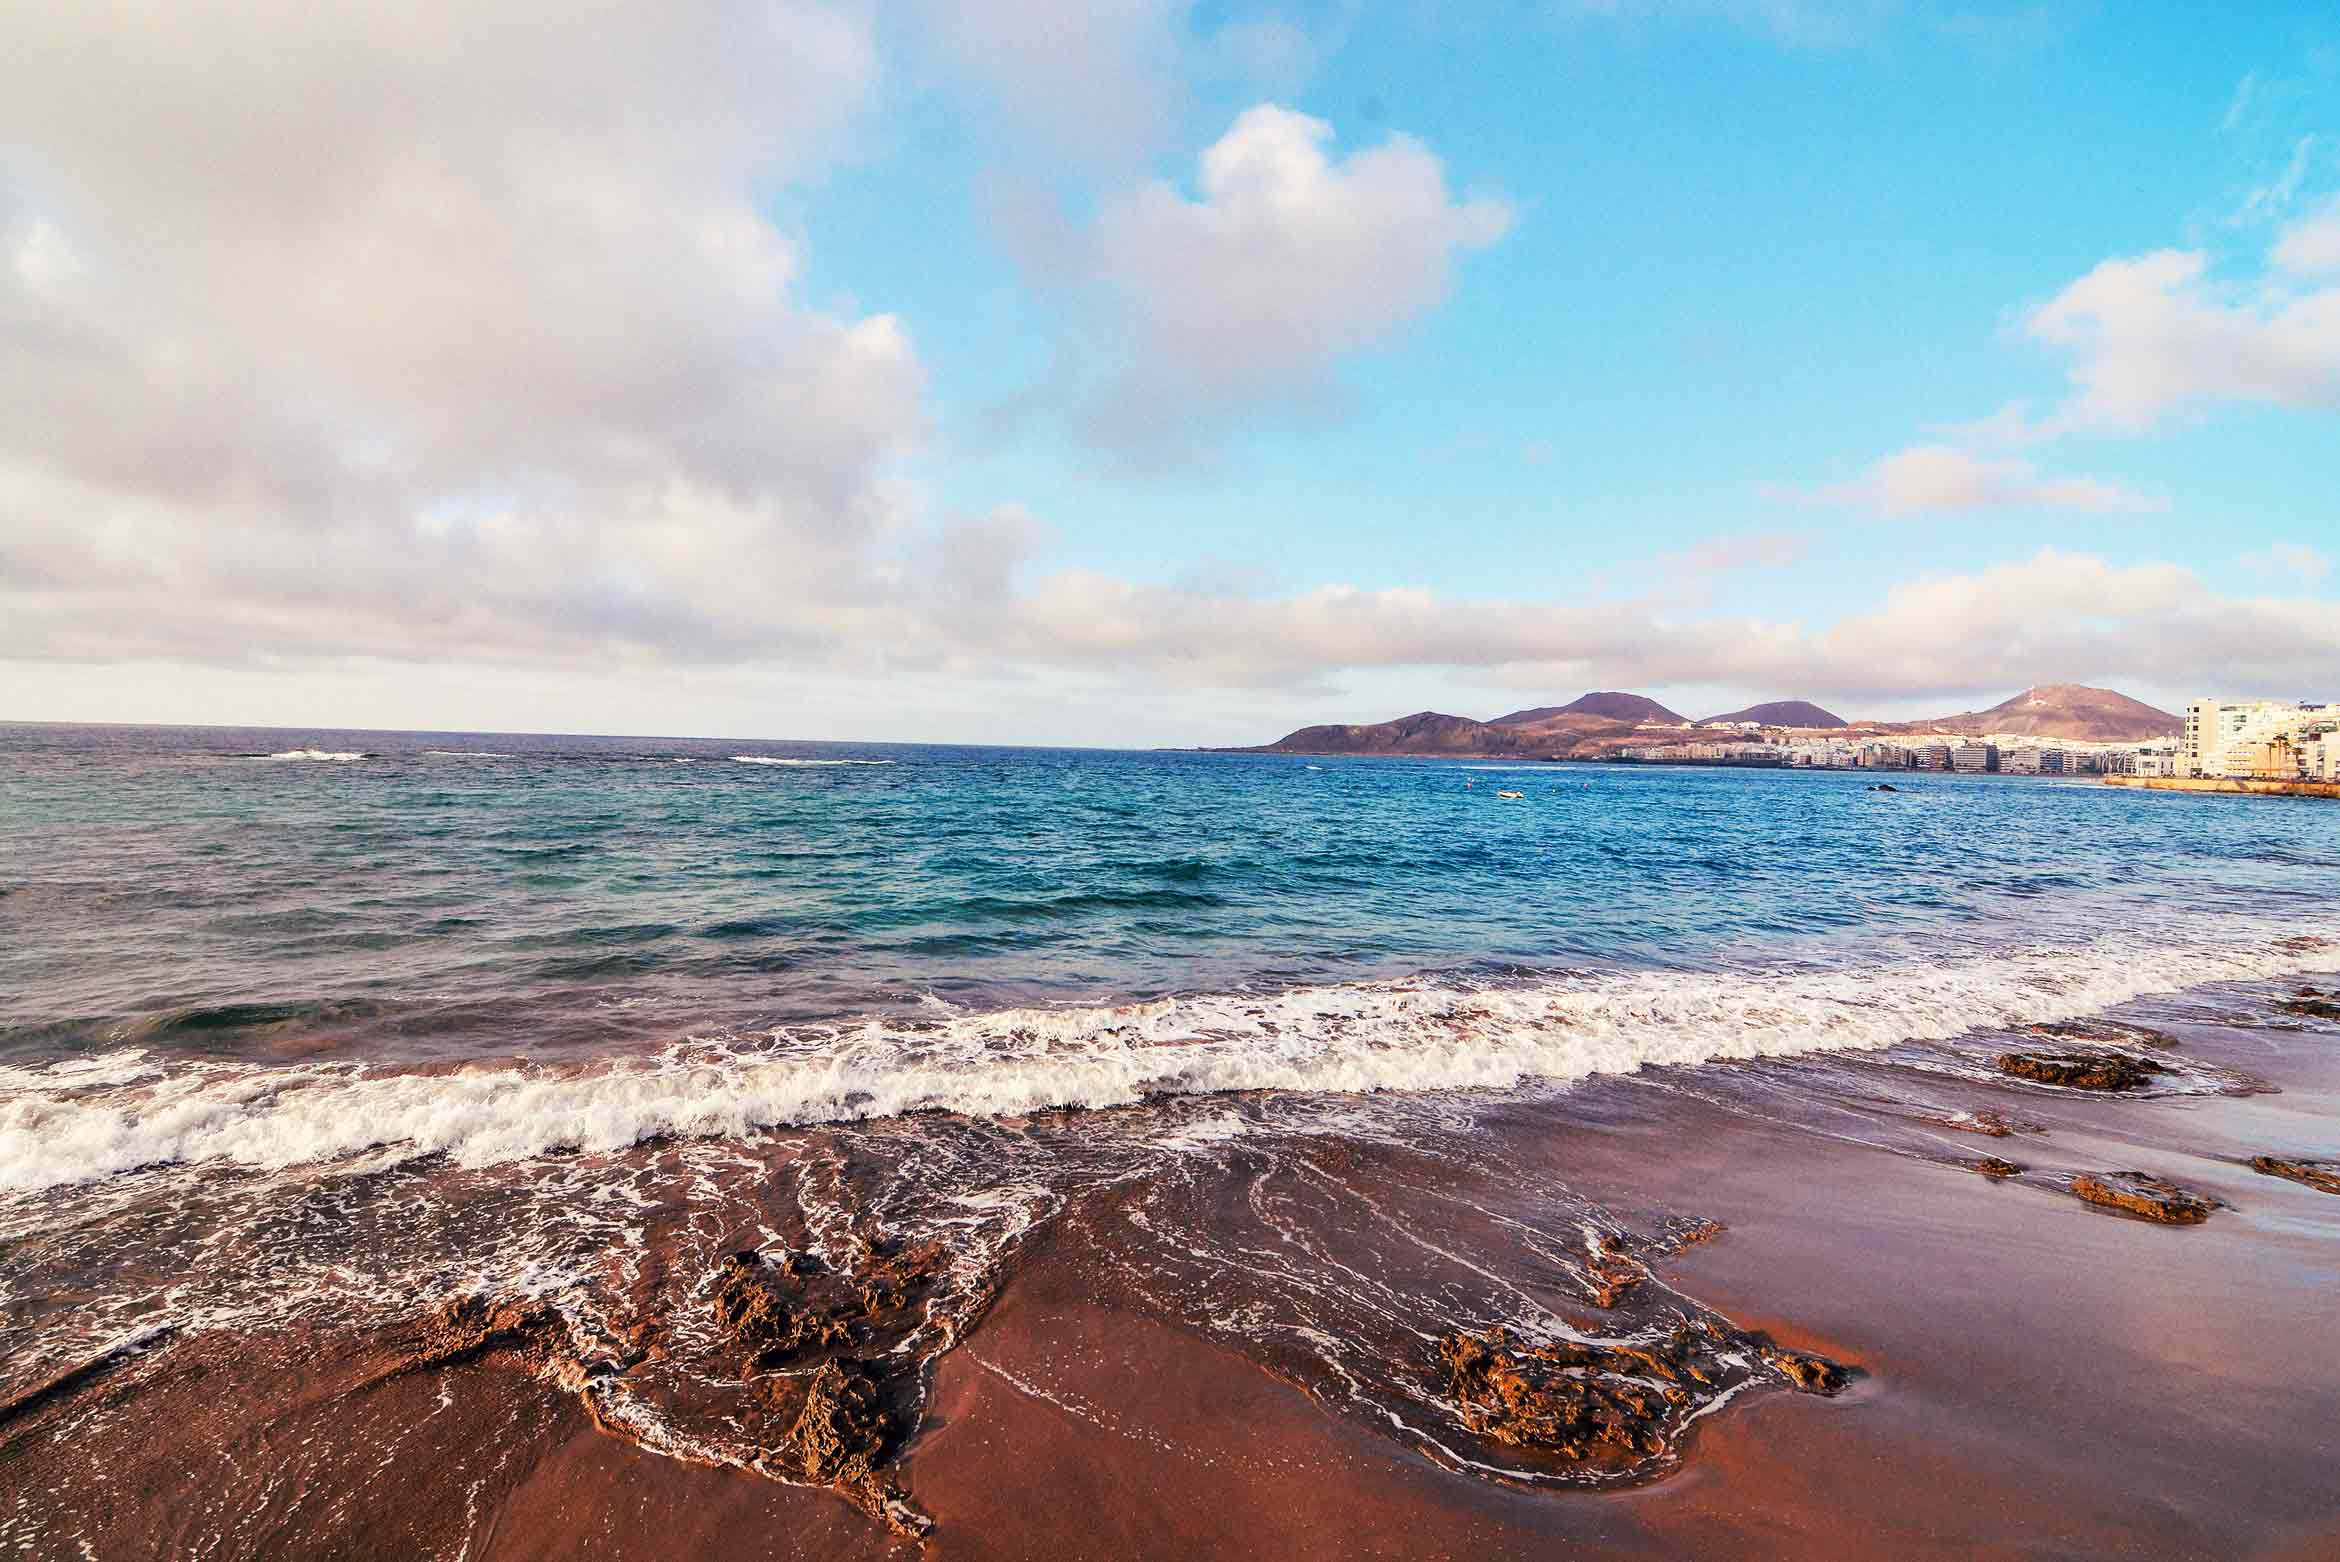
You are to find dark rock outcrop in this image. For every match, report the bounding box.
[2250,1155,2340,1194]
[775,1360,927,1537]
[1582,1236,1648,1308]
[1770,1350,1850,1394]
[1436,1322,1852,1471]
[2069,1171,2214,1224]
[711,1246,946,1538]
[2276,989,2340,1021]
[1997,1051,2169,1091]
[1973,1156,2024,1179]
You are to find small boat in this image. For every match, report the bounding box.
[1495,789,1525,800]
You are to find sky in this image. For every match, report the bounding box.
[2,0,2337,745]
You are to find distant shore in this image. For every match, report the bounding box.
[2105,776,2340,801]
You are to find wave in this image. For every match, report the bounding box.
[422,750,515,759]
[731,755,894,767]
[3,926,2332,1193]
[266,749,366,762]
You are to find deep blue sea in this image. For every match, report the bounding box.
[4,721,2338,1167]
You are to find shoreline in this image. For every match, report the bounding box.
[2105,775,2340,800]
[7,975,2337,1557]
[900,996,2340,1559]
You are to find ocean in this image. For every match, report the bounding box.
[4,721,2338,1552]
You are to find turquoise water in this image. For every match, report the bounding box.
[5,721,2330,1076]
[2,720,2337,1191]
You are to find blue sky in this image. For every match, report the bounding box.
[2,1,2335,741]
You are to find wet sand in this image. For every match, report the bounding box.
[7,994,2338,1559]
[900,1011,2340,1560]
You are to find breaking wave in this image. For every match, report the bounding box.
[5,924,2332,1194]
[731,755,894,766]
[265,749,366,762]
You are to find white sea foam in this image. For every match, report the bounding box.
[2,925,2332,1193]
[730,755,894,766]
[266,749,365,762]
[422,750,515,759]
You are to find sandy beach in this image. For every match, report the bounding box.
[9,978,2335,1560]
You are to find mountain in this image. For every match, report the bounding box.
[1254,707,1644,758]
[1492,691,1689,727]
[1255,711,1522,757]
[1700,700,1847,728]
[1905,684,2180,742]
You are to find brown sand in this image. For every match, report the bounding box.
[8,1007,2337,1558]
[898,1017,2340,1560]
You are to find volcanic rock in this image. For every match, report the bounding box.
[2069,1172,2214,1224]
[1436,1322,1853,1470]
[1973,1156,2024,1179]
[1582,1236,1647,1308]
[1770,1350,1850,1394]
[1438,1328,1692,1463]
[713,1251,854,1372]
[2250,1156,2340,1195]
[2276,990,2340,1021]
[1997,1051,2168,1091]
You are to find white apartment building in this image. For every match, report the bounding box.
[2186,699,2305,776]
[2184,698,2339,779]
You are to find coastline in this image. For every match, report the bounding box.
[8,976,2337,1558]
[2104,775,2340,801]
[899,993,2340,1560]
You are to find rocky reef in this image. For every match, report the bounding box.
[2250,1155,2340,1194]
[2068,1171,2215,1224]
[2276,988,2340,1021]
[1435,1320,1851,1477]
[701,1242,956,1536]
[1997,1050,2169,1090]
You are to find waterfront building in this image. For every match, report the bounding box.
[1949,743,1997,773]
[2182,698,2340,779]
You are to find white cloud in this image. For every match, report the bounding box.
[1660,529,1812,574]
[0,0,932,672]
[1204,15,1333,98]
[1070,104,1513,448]
[906,0,1185,163]
[2274,194,2340,275]
[2023,246,2340,431]
[953,546,2340,703]
[1788,445,2164,515]
[2240,541,2333,584]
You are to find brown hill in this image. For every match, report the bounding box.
[1492,691,1689,727]
[1701,700,1846,729]
[1899,685,2179,743]
[1256,711,1521,757]
[1255,708,1640,758]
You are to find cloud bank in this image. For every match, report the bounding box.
[1790,445,2165,515]
[1,3,2333,738]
